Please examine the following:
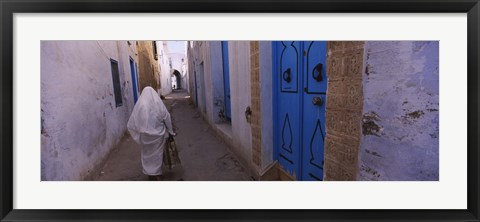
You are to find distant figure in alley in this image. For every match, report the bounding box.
[127,87,176,181]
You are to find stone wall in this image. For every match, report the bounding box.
[250,41,262,168]
[137,41,159,92]
[324,41,365,181]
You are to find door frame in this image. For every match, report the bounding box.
[129,56,139,104]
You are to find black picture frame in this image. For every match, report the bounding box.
[1,0,479,221]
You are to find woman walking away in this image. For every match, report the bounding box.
[127,87,176,181]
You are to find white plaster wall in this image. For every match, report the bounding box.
[209,41,226,124]
[186,45,193,93]
[188,41,205,110]
[187,41,254,173]
[41,41,136,180]
[170,53,185,72]
[169,53,187,89]
[201,43,214,124]
[181,62,188,93]
[157,41,172,96]
[187,42,196,97]
[191,41,215,125]
[228,41,253,167]
[259,41,274,171]
[120,41,138,113]
[358,41,439,181]
[191,43,202,108]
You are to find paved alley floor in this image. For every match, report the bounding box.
[91,90,252,181]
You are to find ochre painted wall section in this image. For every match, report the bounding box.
[137,41,159,92]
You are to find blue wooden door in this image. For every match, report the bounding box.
[222,41,232,120]
[274,41,327,180]
[274,41,303,178]
[301,41,327,181]
[129,57,139,104]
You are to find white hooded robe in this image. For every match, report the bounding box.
[127,87,174,176]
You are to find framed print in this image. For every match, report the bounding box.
[1,0,479,221]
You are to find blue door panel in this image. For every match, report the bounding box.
[275,41,302,178]
[129,58,138,104]
[301,41,327,180]
[280,41,300,93]
[135,62,140,96]
[305,42,328,94]
[274,41,327,181]
[222,42,232,120]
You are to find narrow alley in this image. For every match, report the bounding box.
[91,90,252,181]
[41,40,439,181]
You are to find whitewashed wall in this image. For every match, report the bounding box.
[169,53,186,89]
[228,41,253,168]
[157,41,172,96]
[187,42,196,98]
[259,41,274,171]
[187,41,255,174]
[208,41,226,124]
[193,42,209,118]
[41,41,137,180]
[358,41,439,181]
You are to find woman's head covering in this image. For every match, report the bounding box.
[127,87,169,143]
